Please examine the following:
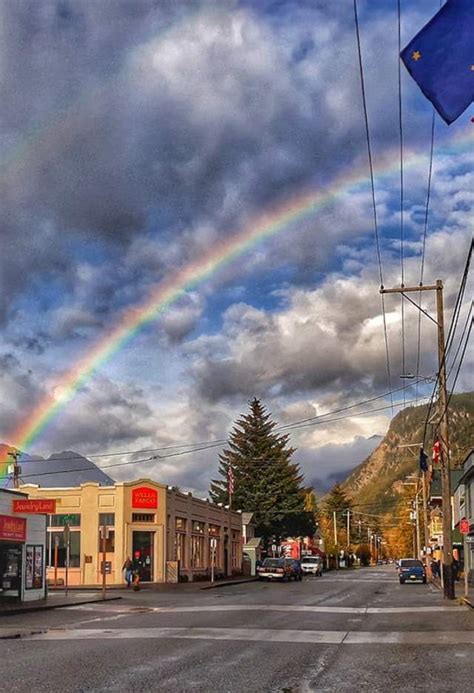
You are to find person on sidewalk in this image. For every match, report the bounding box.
[122,557,133,588]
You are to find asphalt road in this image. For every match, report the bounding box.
[1,566,472,692]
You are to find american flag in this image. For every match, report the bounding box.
[227,466,235,496]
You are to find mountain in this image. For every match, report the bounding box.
[341,392,474,510]
[0,445,114,488]
[305,434,384,495]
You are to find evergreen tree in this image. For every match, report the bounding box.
[323,483,352,527]
[209,398,315,545]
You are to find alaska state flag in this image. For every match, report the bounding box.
[401,0,474,124]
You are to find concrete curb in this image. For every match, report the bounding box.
[0,595,122,618]
[0,628,48,640]
[200,578,258,590]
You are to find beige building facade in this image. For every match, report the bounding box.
[21,479,242,586]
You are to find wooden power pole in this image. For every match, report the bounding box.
[381,280,454,599]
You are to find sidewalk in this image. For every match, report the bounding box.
[46,576,257,593]
[0,576,257,617]
[430,577,474,608]
[0,594,122,618]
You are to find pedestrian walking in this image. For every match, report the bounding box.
[122,556,133,588]
[452,558,460,582]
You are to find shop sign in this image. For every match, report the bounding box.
[0,514,27,541]
[132,486,158,509]
[12,499,56,514]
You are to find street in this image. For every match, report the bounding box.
[0,566,473,692]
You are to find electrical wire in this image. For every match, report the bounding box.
[397,0,406,411]
[415,108,436,405]
[353,0,393,414]
[10,380,427,467]
[14,395,430,482]
[422,239,473,445]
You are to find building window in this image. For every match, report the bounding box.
[175,517,186,531]
[132,513,155,523]
[47,531,81,568]
[209,524,220,536]
[175,532,186,565]
[99,513,115,527]
[48,514,81,527]
[192,521,204,534]
[191,535,204,568]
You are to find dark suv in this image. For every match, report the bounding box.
[398,558,426,584]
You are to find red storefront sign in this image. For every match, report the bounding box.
[132,487,158,509]
[0,514,27,541]
[12,499,56,514]
[460,518,470,534]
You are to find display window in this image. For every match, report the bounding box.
[25,545,44,590]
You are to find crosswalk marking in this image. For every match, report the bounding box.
[26,627,474,645]
[64,603,460,615]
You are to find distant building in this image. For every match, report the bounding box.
[21,479,242,586]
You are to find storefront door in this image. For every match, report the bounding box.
[132,531,154,582]
[0,542,22,601]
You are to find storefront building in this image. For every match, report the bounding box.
[0,488,47,603]
[21,479,242,585]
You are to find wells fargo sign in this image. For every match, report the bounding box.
[0,514,27,541]
[132,486,158,509]
[12,499,56,514]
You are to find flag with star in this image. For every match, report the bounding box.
[400,0,474,124]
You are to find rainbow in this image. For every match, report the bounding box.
[4,126,474,465]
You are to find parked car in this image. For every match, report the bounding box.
[286,559,303,581]
[300,556,323,576]
[398,558,426,584]
[257,558,292,581]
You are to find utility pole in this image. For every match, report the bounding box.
[381,280,454,599]
[7,450,21,489]
[346,509,350,548]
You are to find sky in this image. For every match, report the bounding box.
[0,0,472,496]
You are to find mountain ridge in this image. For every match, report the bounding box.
[341,392,474,510]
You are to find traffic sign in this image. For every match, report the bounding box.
[101,561,112,575]
[460,518,469,534]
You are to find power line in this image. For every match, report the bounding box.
[278,379,427,431]
[353,0,393,414]
[14,395,430,482]
[415,108,436,405]
[434,315,472,437]
[422,239,473,445]
[397,0,406,411]
[446,301,473,382]
[8,380,428,467]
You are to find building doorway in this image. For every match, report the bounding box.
[132,531,154,582]
[0,542,22,601]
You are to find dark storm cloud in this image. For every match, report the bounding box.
[0,0,413,328]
